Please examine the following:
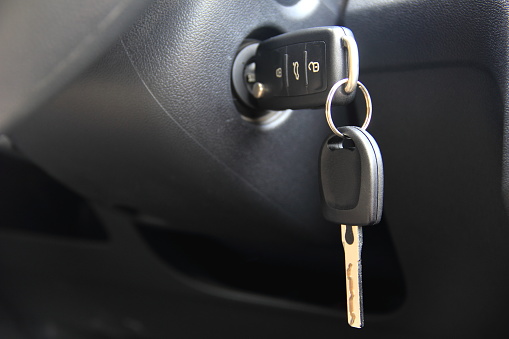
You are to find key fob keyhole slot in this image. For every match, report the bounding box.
[327,135,356,151]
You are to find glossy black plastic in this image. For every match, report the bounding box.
[255,26,357,110]
[320,126,383,226]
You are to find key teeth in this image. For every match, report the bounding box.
[341,225,364,329]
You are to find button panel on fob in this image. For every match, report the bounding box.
[254,26,357,110]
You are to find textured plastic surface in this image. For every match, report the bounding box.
[0,0,152,132]
[320,126,383,226]
[11,0,346,248]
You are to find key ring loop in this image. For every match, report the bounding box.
[341,35,359,94]
[325,79,372,138]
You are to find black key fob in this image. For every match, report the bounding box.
[255,26,358,110]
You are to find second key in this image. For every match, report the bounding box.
[319,126,384,328]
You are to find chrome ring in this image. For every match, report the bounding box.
[325,79,372,138]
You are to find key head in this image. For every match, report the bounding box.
[319,126,384,226]
[254,26,357,110]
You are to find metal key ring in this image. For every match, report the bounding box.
[325,79,372,138]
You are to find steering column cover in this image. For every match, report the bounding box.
[10,0,347,253]
[0,0,153,132]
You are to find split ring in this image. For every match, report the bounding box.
[325,79,372,138]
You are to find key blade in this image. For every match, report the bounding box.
[341,224,364,328]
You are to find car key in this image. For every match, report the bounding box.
[319,125,384,328]
[253,26,359,110]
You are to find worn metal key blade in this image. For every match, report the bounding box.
[341,224,364,328]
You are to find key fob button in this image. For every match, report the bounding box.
[305,41,327,93]
[271,47,286,96]
[256,47,286,97]
[286,43,307,96]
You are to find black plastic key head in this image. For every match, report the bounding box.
[319,126,383,226]
[255,26,358,110]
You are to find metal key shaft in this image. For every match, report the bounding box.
[341,224,364,328]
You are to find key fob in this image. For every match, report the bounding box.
[254,26,358,110]
[319,126,384,226]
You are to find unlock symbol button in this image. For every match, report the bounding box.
[308,61,320,73]
[305,41,326,93]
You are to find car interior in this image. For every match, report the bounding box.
[1,0,508,338]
